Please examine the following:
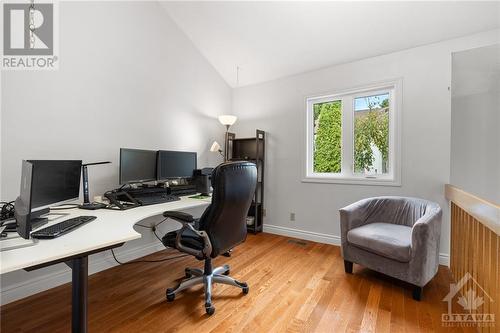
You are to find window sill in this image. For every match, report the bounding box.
[301,176,401,187]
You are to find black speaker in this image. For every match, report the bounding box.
[193,168,213,196]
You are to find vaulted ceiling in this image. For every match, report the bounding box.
[161,1,500,87]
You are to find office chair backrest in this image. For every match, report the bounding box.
[199,161,257,258]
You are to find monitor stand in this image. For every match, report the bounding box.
[30,207,50,231]
[31,217,49,230]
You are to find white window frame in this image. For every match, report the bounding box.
[303,79,402,186]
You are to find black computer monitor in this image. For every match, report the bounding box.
[28,160,82,215]
[14,160,34,239]
[14,160,82,239]
[119,148,157,184]
[157,150,197,180]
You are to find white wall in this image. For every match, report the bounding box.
[0,2,229,304]
[451,92,500,204]
[232,29,500,261]
[451,45,500,204]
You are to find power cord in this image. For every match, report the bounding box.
[136,217,169,243]
[110,248,189,265]
[117,183,132,191]
[0,201,15,222]
[111,217,186,265]
[153,228,163,243]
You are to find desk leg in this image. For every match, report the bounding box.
[26,244,125,333]
[71,256,88,333]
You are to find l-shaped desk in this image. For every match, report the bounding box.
[0,196,212,333]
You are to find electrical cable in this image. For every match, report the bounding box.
[111,217,186,265]
[117,183,132,191]
[0,201,15,222]
[135,223,152,229]
[110,248,189,265]
[135,216,168,230]
[153,228,164,243]
[154,217,169,228]
[135,223,165,242]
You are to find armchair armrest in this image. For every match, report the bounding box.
[163,210,213,258]
[339,198,373,231]
[163,211,195,223]
[411,208,442,255]
[339,198,374,248]
[410,207,442,279]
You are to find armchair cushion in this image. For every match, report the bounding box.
[347,222,412,262]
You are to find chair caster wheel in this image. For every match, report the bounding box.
[242,286,249,294]
[206,306,215,315]
[184,268,192,278]
[223,270,230,275]
[166,290,175,302]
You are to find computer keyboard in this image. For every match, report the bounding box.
[31,216,96,239]
[133,193,180,206]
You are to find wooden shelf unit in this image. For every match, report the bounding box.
[226,129,265,234]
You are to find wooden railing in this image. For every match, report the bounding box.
[446,185,499,333]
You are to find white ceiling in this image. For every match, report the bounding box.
[161,1,500,87]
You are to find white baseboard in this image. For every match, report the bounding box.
[263,224,341,246]
[263,224,450,266]
[0,241,165,305]
[439,253,450,267]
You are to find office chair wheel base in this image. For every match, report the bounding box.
[206,305,215,315]
[166,290,175,302]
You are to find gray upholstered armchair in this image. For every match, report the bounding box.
[339,196,442,300]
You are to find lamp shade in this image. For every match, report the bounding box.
[210,141,221,152]
[218,115,237,126]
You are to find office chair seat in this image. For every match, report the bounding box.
[163,227,204,252]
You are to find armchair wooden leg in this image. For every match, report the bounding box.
[344,260,353,274]
[412,286,423,301]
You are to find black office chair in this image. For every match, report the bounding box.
[161,161,257,315]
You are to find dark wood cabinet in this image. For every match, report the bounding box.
[226,130,265,234]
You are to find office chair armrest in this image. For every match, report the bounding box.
[175,222,213,258]
[163,211,195,223]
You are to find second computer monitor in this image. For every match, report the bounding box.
[119,148,158,184]
[157,150,197,180]
[28,160,82,213]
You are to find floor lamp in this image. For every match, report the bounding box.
[216,115,237,161]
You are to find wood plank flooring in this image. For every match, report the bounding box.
[0,233,477,332]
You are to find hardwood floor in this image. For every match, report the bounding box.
[1,233,476,332]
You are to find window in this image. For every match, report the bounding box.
[305,80,401,185]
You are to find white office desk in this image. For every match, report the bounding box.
[0,196,211,332]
